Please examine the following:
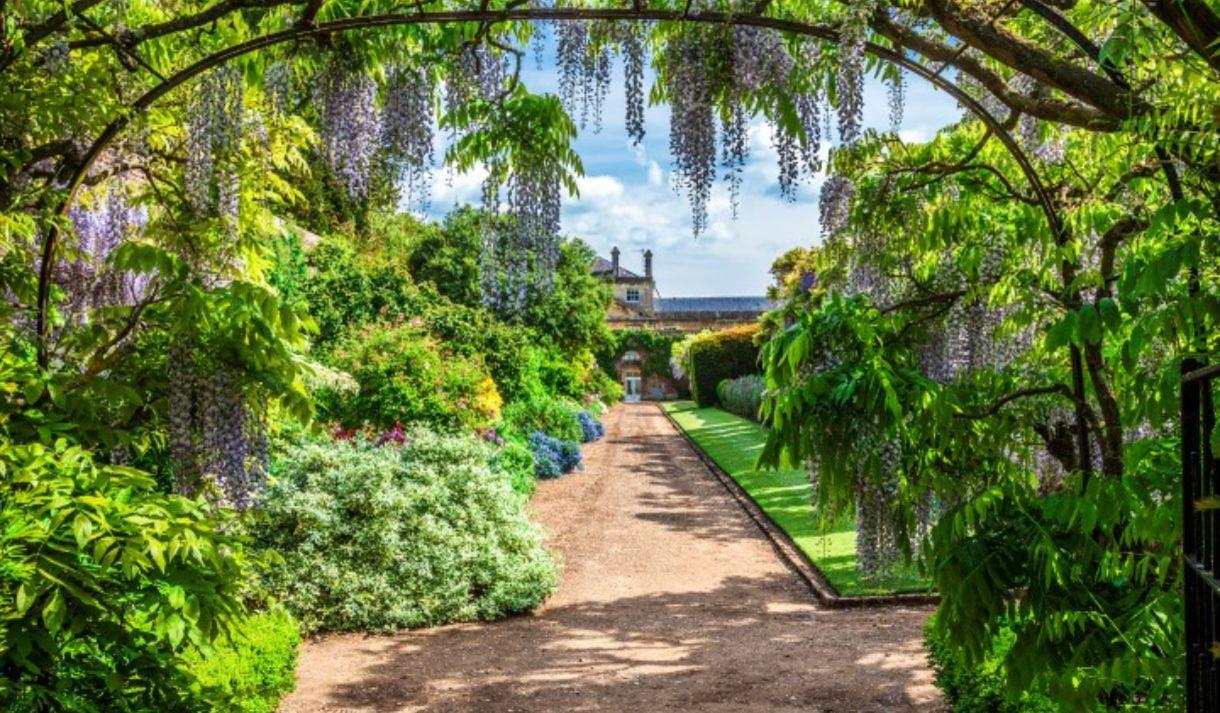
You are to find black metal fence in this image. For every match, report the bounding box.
[1183,359,1220,712]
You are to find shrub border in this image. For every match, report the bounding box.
[659,403,940,609]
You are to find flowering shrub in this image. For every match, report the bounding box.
[576,410,605,443]
[255,430,556,633]
[527,431,582,479]
[319,322,502,431]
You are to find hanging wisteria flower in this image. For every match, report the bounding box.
[731,26,792,93]
[556,21,590,121]
[664,31,716,235]
[555,20,618,133]
[186,65,243,219]
[623,22,648,145]
[819,175,855,236]
[835,1,870,146]
[774,91,823,200]
[955,67,1007,122]
[887,70,905,132]
[264,62,294,116]
[723,27,794,211]
[481,160,564,317]
[315,58,379,199]
[166,341,269,511]
[36,38,70,74]
[721,102,749,216]
[445,44,507,117]
[382,64,436,209]
[767,42,824,201]
[63,190,150,319]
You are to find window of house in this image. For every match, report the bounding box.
[626,288,640,303]
[622,350,642,363]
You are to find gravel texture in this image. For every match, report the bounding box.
[283,403,942,712]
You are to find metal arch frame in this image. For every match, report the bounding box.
[31,6,1092,471]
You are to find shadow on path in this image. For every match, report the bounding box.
[283,404,940,713]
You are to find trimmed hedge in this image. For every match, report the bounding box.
[717,374,765,420]
[686,324,760,407]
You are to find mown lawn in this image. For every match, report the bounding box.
[662,401,929,597]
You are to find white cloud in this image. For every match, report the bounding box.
[575,175,625,201]
[647,161,663,187]
[429,165,487,208]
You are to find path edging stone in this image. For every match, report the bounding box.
[659,403,940,610]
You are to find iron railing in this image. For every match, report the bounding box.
[1183,359,1220,712]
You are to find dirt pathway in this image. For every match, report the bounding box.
[283,404,941,712]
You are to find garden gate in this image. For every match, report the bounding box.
[1183,359,1220,712]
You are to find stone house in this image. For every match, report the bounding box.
[594,247,774,401]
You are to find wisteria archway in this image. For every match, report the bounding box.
[31,5,1087,520]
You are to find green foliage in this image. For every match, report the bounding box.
[490,438,537,496]
[407,206,493,308]
[684,325,760,407]
[598,328,686,382]
[412,293,539,404]
[301,221,610,406]
[585,366,624,404]
[266,229,310,309]
[181,609,300,713]
[319,321,502,432]
[716,374,765,421]
[500,392,582,443]
[255,432,558,634]
[759,120,1212,707]
[520,240,614,356]
[924,614,1055,713]
[300,234,422,353]
[0,440,249,711]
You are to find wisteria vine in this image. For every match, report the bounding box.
[186,65,243,222]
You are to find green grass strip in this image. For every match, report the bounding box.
[661,401,930,597]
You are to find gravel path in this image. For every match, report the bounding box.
[283,403,941,712]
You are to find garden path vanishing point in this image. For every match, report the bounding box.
[283,403,942,712]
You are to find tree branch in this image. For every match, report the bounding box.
[1140,0,1220,75]
[921,0,1145,121]
[871,10,1118,130]
[956,384,1072,420]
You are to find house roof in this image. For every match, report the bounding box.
[655,296,774,314]
[591,256,641,279]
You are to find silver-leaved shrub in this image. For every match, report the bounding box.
[255,428,557,633]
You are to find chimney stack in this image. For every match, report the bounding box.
[644,249,653,280]
[611,246,620,276]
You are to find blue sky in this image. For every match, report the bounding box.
[423,37,964,297]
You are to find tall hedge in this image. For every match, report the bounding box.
[687,324,760,407]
